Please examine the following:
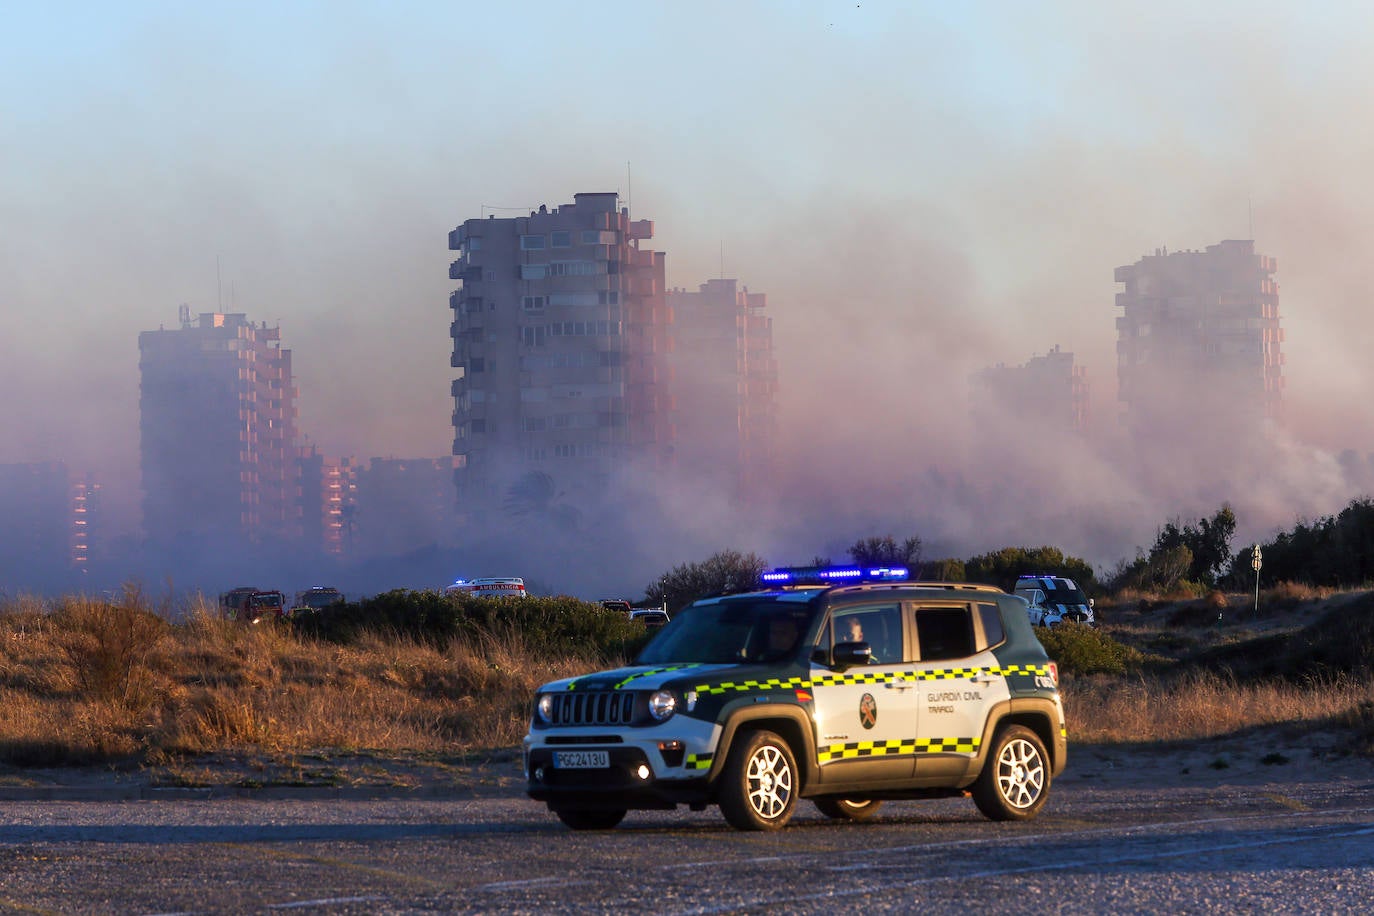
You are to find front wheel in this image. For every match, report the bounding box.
[553,808,626,831]
[719,730,798,831]
[972,725,1050,821]
[814,797,883,822]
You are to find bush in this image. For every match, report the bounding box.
[291,590,650,663]
[1036,623,1145,676]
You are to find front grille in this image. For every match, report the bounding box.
[549,691,637,726]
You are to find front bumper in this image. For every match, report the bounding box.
[523,720,719,810]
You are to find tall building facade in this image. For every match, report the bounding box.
[139,309,299,547]
[447,193,672,524]
[0,461,91,590]
[297,446,357,556]
[667,279,778,499]
[1114,240,1283,434]
[971,345,1089,432]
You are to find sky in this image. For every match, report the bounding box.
[6,1,1374,592]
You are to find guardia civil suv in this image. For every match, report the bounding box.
[524,566,1067,831]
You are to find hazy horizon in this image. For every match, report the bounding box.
[7,2,1374,598]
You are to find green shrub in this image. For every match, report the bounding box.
[1036,622,1144,676]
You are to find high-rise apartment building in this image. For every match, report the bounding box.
[297,446,356,556]
[0,461,90,589]
[971,345,1089,432]
[447,193,671,524]
[667,279,778,499]
[139,308,299,547]
[1114,240,1283,434]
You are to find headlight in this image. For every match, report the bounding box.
[648,690,677,722]
[537,694,554,723]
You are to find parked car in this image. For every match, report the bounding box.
[525,564,1066,831]
[628,608,670,628]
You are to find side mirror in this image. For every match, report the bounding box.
[832,641,873,669]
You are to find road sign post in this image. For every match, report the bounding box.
[1251,544,1263,617]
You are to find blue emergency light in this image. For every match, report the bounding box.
[762,565,910,585]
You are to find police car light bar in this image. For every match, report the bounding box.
[762,565,910,585]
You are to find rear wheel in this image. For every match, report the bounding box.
[719,730,798,831]
[813,798,883,822]
[553,808,626,831]
[972,725,1050,821]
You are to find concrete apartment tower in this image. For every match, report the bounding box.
[971,345,1089,432]
[1114,240,1283,439]
[667,279,778,500]
[447,193,671,526]
[139,308,299,548]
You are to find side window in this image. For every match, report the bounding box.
[832,604,901,663]
[916,606,975,661]
[976,602,1005,651]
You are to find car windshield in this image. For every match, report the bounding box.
[302,591,342,608]
[636,598,815,665]
[1036,582,1087,605]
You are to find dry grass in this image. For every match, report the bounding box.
[1064,670,1374,743]
[2,589,1371,769]
[0,595,612,769]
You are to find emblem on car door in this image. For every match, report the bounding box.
[859,693,877,729]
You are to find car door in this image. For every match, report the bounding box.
[909,601,1010,780]
[808,602,919,783]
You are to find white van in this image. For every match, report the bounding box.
[444,577,528,598]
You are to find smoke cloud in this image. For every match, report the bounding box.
[4,3,1374,599]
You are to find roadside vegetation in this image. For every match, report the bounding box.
[4,500,1374,775]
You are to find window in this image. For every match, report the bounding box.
[466,237,482,251]
[520,264,547,280]
[470,419,486,433]
[581,229,601,244]
[977,603,1005,650]
[520,235,545,250]
[915,607,975,661]
[522,295,546,311]
[550,230,571,248]
[521,326,546,347]
[469,358,485,373]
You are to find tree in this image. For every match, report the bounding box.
[1150,504,1236,586]
[847,535,922,569]
[646,550,769,614]
[965,546,1097,593]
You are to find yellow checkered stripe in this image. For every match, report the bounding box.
[694,676,810,696]
[818,736,981,762]
[694,664,1051,695]
[684,753,714,771]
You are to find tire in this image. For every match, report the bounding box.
[718,730,799,831]
[553,808,626,831]
[972,725,1051,821]
[813,797,883,822]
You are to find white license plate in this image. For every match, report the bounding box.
[554,750,609,769]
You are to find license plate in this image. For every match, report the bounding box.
[554,750,609,769]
